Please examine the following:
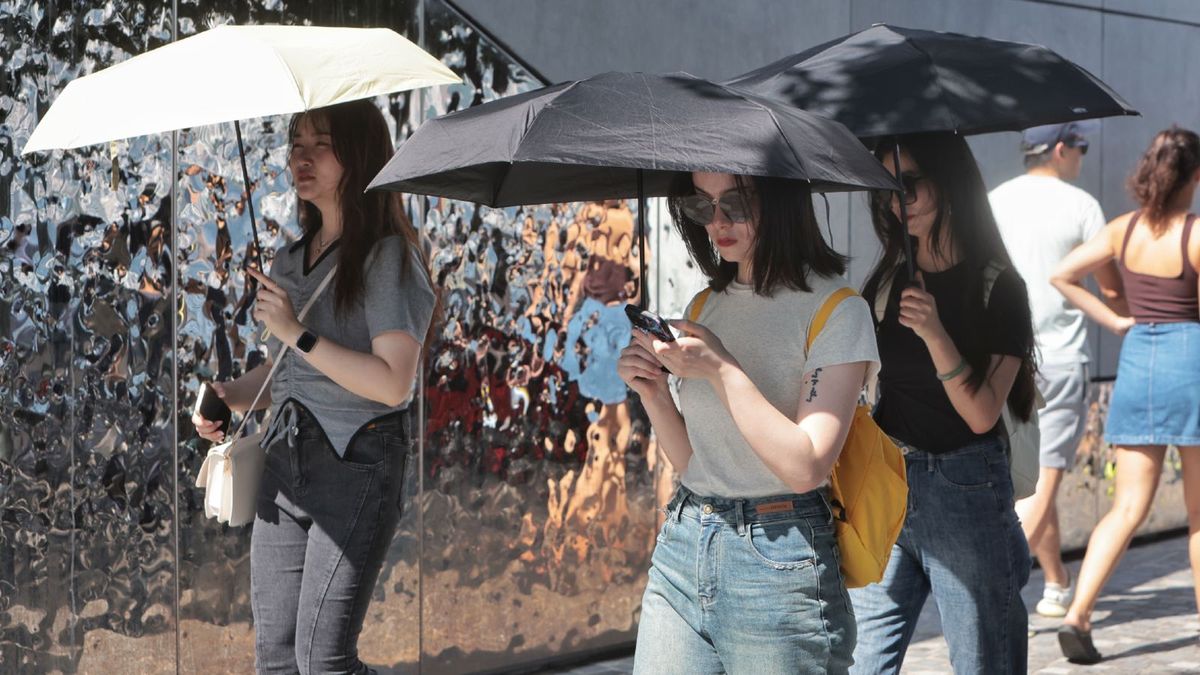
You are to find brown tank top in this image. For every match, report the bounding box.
[1118,211,1199,323]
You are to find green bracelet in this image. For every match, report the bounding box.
[937,358,968,381]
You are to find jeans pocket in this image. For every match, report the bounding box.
[340,430,389,470]
[934,453,994,490]
[745,516,819,570]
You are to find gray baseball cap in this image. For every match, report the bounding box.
[1022,120,1100,155]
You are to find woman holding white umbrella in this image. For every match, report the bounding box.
[193,99,437,674]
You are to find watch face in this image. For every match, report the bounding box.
[297,330,317,353]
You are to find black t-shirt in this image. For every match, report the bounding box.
[872,262,1032,453]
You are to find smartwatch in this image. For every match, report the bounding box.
[295,329,319,353]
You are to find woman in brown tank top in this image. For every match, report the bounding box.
[1050,127,1200,663]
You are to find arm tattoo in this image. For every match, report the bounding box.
[805,368,823,403]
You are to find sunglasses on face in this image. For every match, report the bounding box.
[879,172,927,206]
[1065,139,1089,155]
[679,192,753,224]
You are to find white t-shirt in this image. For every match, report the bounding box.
[989,174,1106,365]
[677,275,880,499]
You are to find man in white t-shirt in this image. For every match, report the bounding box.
[990,121,1126,618]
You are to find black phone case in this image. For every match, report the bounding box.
[196,383,232,433]
[624,305,674,342]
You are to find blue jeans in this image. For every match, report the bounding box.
[633,486,855,674]
[849,436,1031,675]
[251,402,410,675]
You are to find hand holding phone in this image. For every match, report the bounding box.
[193,382,232,440]
[624,305,676,343]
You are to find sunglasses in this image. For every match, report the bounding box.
[876,172,927,206]
[679,192,754,224]
[1065,139,1089,155]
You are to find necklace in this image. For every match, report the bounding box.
[314,231,339,252]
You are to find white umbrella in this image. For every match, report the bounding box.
[22,24,461,266]
[22,24,460,153]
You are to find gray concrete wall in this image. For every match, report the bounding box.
[454,0,1200,379]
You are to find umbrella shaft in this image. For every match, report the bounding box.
[234,120,264,272]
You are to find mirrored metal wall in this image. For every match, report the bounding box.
[1,1,666,673]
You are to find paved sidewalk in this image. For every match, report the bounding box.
[543,533,1199,674]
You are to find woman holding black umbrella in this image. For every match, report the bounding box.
[617,171,879,672]
[853,133,1038,674]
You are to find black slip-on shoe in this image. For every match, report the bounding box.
[1057,624,1102,665]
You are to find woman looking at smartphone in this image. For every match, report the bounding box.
[851,133,1038,674]
[617,171,879,673]
[191,99,436,674]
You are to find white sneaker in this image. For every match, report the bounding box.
[1036,581,1072,617]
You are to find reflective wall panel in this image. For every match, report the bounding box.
[416,3,657,670]
[0,2,178,673]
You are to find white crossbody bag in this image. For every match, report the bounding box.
[196,266,337,526]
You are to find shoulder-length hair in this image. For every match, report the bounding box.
[863,132,1037,420]
[289,99,438,346]
[666,173,846,295]
[1128,126,1200,232]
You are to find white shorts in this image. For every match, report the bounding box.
[1035,362,1088,470]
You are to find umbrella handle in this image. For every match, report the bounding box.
[891,140,918,285]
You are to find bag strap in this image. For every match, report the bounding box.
[807,287,858,355]
[982,260,1005,307]
[230,265,337,440]
[687,287,713,322]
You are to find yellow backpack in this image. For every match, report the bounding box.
[688,286,908,588]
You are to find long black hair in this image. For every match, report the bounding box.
[289,99,439,348]
[667,173,846,295]
[863,133,1037,420]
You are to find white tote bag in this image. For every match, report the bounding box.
[196,266,336,526]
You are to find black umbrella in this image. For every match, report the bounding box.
[368,71,900,307]
[725,23,1139,277]
[726,23,1137,138]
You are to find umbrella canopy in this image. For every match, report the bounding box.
[22,24,460,153]
[724,23,1138,138]
[367,71,901,205]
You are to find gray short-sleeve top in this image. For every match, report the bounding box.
[261,233,436,456]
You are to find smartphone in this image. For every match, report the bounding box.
[194,382,232,434]
[624,305,676,342]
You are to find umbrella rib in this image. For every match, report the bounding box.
[712,81,813,181]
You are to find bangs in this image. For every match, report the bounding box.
[289,109,332,139]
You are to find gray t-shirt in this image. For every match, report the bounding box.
[261,234,436,456]
[678,275,880,498]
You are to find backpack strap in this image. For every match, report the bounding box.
[687,287,713,322]
[982,260,1006,307]
[807,287,859,355]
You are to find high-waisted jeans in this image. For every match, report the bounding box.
[251,401,409,675]
[633,485,855,674]
[849,435,1031,675]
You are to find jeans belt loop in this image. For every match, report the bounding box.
[671,490,687,522]
[735,500,747,537]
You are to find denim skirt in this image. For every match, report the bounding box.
[1106,322,1200,446]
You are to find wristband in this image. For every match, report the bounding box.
[936,358,968,382]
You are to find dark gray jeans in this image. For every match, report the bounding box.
[251,401,409,675]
